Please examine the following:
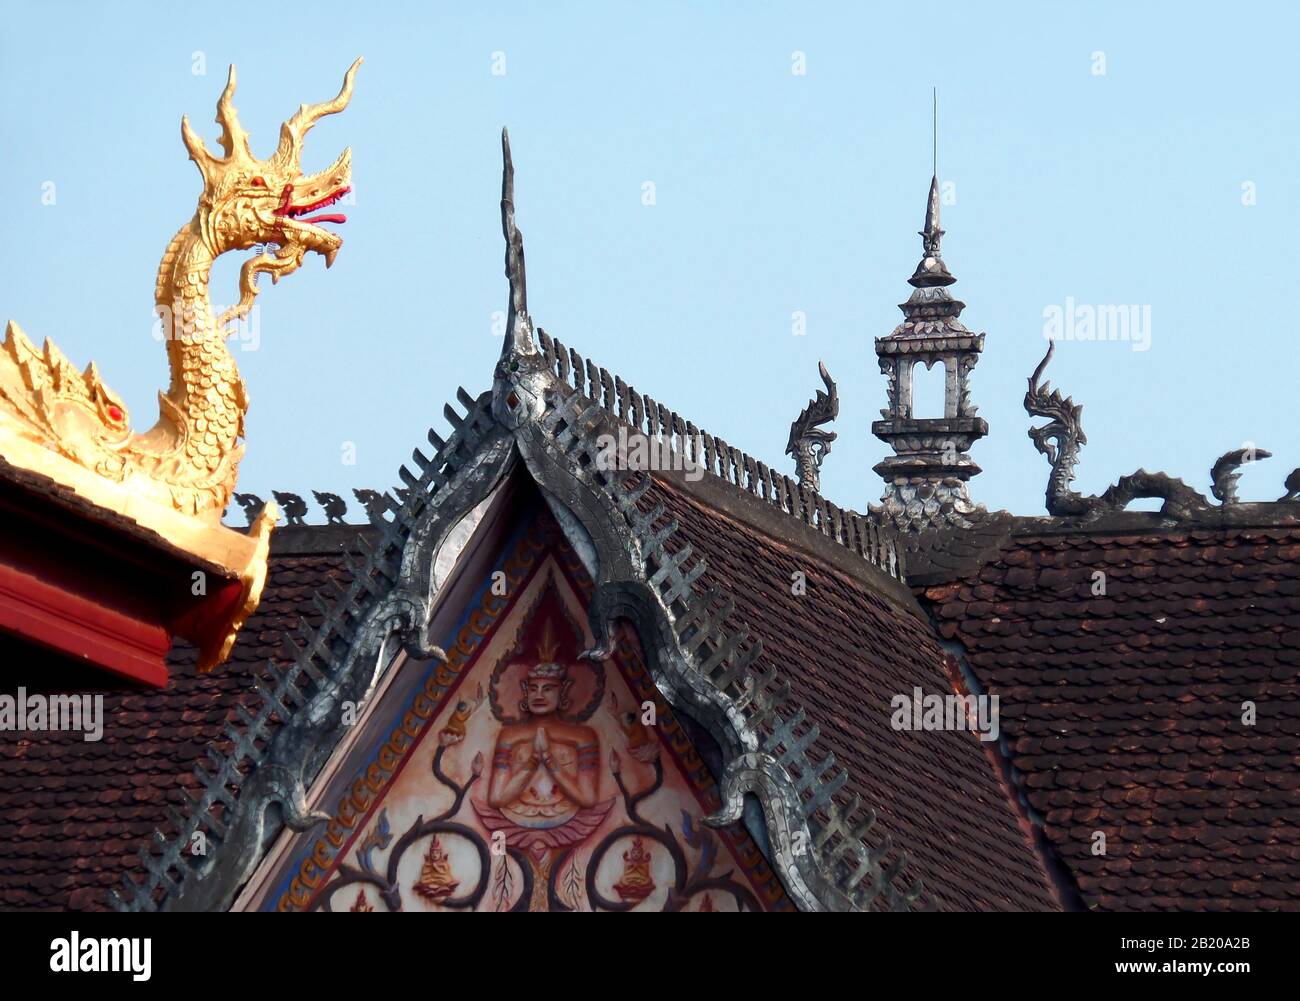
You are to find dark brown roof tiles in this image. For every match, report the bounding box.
[649,475,1061,912]
[921,524,1300,912]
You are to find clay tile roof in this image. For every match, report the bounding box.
[921,523,1300,911]
[0,542,358,911]
[649,473,1061,911]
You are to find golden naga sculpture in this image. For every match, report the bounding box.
[0,58,362,671]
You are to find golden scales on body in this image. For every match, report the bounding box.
[0,58,363,671]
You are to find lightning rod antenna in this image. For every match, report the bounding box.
[932,86,937,176]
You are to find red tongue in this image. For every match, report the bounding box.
[298,213,347,225]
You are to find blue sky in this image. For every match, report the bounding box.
[2,1,1296,520]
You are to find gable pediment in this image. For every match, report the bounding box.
[237,497,790,912]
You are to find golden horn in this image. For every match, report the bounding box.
[214,64,252,160]
[275,57,363,164]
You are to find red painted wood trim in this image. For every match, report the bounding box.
[0,561,169,687]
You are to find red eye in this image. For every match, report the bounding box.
[250,176,266,188]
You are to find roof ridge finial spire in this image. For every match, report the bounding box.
[499,127,533,359]
[872,91,988,532]
[911,91,954,289]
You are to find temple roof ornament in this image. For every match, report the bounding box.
[911,174,955,288]
[233,492,266,526]
[786,361,838,493]
[872,173,988,532]
[313,490,349,524]
[1025,342,1275,519]
[0,58,362,671]
[484,135,902,575]
[353,488,387,521]
[498,128,533,365]
[1283,468,1300,502]
[272,491,309,526]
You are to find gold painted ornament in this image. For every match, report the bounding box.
[613,836,655,904]
[412,835,460,902]
[0,58,363,670]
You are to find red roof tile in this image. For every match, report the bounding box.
[650,475,1061,911]
[922,523,1300,911]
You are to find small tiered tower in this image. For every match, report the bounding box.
[872,175,988,531]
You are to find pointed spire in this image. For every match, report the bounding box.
[499,127,533,359]
[910,174,954,287]
[871,108,989,532]
[922,175,942,252]
[501,127,527,321]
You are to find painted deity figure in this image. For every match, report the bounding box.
[487,660,599,828]
[472,613,615,910]
[475,616,616,904]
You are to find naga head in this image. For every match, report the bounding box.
[1025,342,1087,500]
[786,361,839,492]
[180,58,361,294]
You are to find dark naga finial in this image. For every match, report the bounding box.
[271,490,309,526]
[1282,468,1300,503]
[1210,447,1272,505]
[312,490,348,524]
[1023,343,1089,515]
[231,492,264,526]
[786,361,839,493]
[352,488,388,520]
[1025,343,1269,518]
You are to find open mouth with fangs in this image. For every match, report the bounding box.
[274,182,350,228]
